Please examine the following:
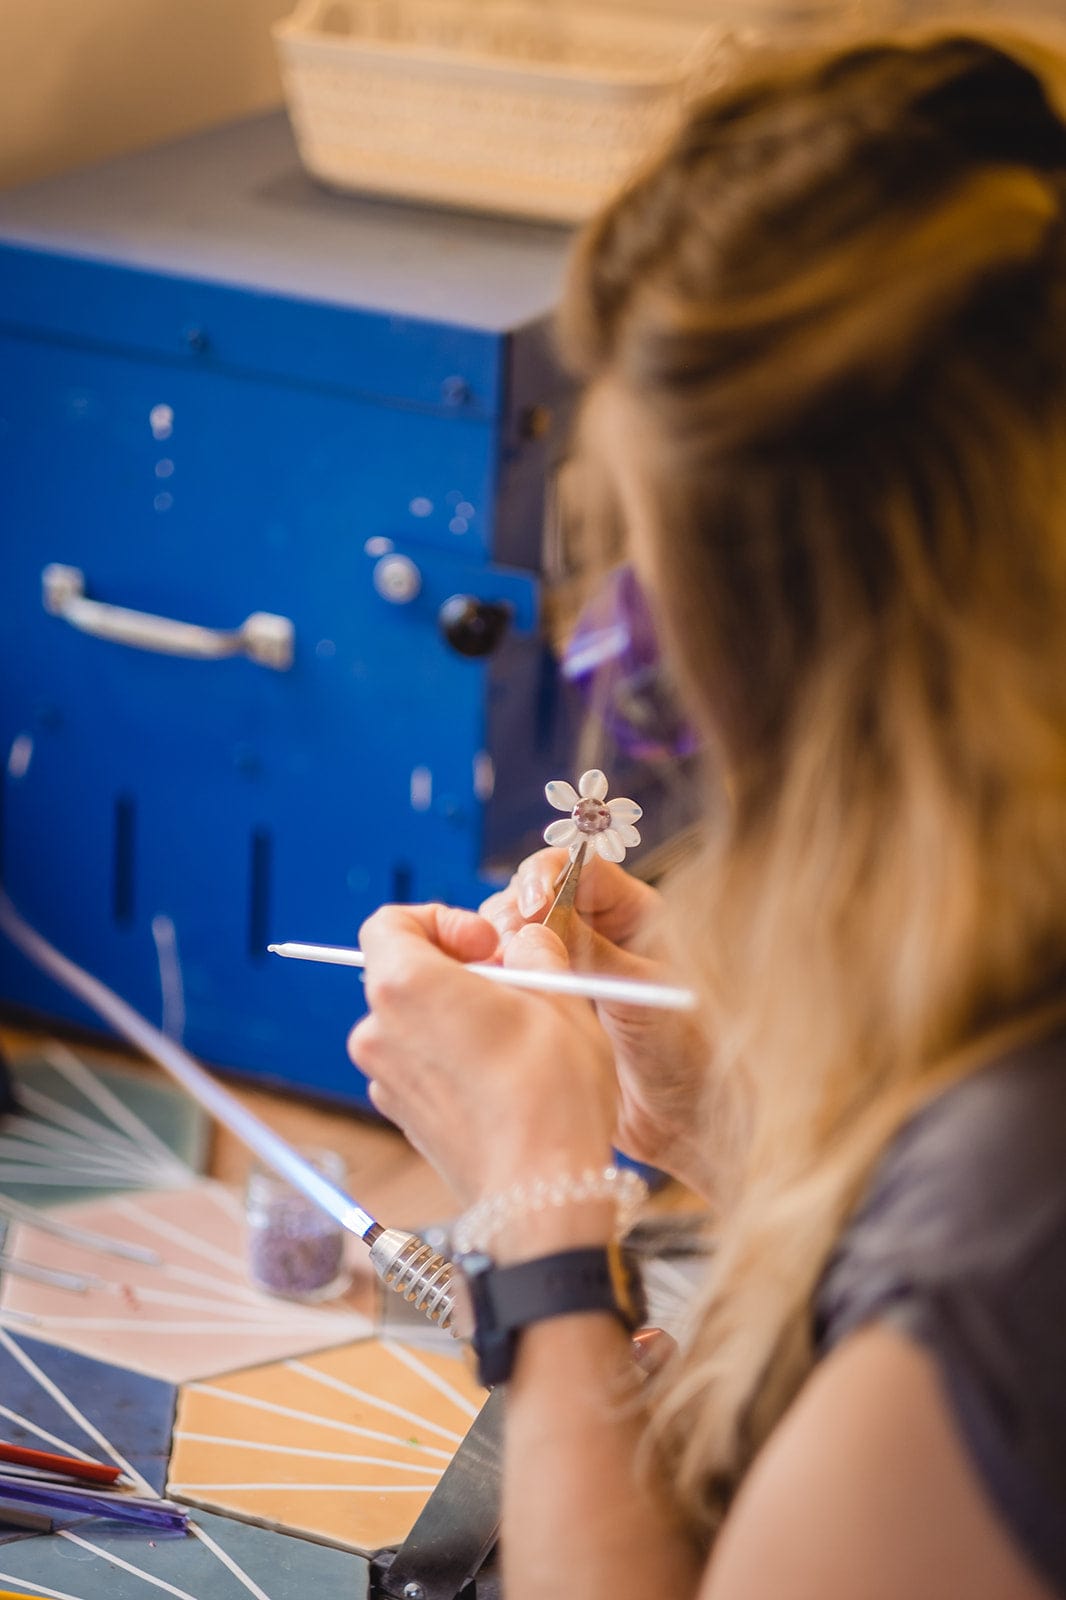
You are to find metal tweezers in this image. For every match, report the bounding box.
[543,842,588,943]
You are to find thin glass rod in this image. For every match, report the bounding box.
[0,893,379,1242]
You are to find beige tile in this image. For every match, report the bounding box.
[0,1180,373,1380]
[169,1336,489,1552]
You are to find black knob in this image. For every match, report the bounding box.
[438,595,512,657]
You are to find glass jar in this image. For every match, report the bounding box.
[245,1148,350,1302]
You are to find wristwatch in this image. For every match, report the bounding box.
[452,1243,646,1387]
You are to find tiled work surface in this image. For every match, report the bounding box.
[0,1029,486,1590]
[0,1506,372,1598]
[0,1182,374,1382]
[169,1336,487,1552]
[0,1025,456,1230]
[0,1040,208,1207]
[0,1025,705,1593]
[0,1328,176,1502]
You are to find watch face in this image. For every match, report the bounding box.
[449,1251,492,1343]
[449,1272,475,1342]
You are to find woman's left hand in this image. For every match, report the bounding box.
[347,902,619,1206]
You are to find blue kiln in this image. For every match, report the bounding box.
[0,113,590,1104]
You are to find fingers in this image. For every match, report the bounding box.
[348,910,618,1203]
[480,849,659,949]
[364,1076,399,1124]
[502,921,570,973]
[479,849,567,941]
[516,856,561,920]
[359,902,499,967]
[354,906,503,1062]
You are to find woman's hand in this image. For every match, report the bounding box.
[347,902,618,1212]
[480,850,716,1196]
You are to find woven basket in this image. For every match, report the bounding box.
[273,0,724,223]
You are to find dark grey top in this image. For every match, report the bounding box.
[816,1021,1066,1595]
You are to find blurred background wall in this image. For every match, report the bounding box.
[5,0,1066,193]
[0,0,290,190]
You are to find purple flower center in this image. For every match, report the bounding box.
[573,797,611,835]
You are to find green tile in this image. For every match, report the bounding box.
[0,1048,208,1209]
[0,1508,370,1598]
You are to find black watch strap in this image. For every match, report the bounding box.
[460,1244,645,1387]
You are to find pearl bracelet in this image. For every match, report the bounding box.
[453,1164,649,1255]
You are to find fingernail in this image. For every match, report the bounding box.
[518,880,548,919]
[631,1328,676,1375]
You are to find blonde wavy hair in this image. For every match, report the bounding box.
[561,27,1066,1542]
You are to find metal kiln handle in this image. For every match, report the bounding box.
[41,564,295,671]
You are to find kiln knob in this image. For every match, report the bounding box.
[438,595,511,657]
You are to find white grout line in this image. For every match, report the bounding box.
[0,1568,92,1600]
[0,1139,162,1175]
[287,1361,464,1444]
[171,1481,434,1493]
[0,1401,97,1461]
[173,1432,443,1473]
[94,1284,345,1320]
[381,1339,481,1421]
[209,1186,247,1225]
[44,1043,194,1173]
[111,1199,249,1273]
[25,1243,372,1332]
[3,1109,96,1145]
[158,1258,360,1318]
[0,1202,161,1264]
[0,1324,155,1495]
[0,1116,156,1161]
[4,1316,372,1334]
[58,1530,200,1600]
[189,1518,274,1600]
[0,1169,152,1188]
[14,1083,152,1156]
[184,1384,453,1460]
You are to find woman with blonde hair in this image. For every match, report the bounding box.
[349,27,1066,1599]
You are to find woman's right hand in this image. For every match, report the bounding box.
[480,849,716,1197]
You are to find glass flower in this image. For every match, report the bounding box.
[543,769,642,862]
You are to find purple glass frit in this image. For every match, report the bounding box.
[246,1149,350,1301]
[562,564,699,762]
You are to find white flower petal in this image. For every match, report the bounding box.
[617,823,641,848]
[569,839,586,860]
[595,829,628,863]
[544,818,579,847]
[608,797,642,823]
[545,779,579,812]
[579,769,609,801]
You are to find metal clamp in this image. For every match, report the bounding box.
[370,1385,504,1600]
[41,564,295,671]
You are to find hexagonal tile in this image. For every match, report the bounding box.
[0,1325,176,1518]
[0,1182,372,1381]
[169,1336,489,1553]
[0,1507,371,1598]
[0,1043,207,1208]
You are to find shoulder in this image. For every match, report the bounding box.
[818,1019,1066,1337]
[814,1019,1066,1598]
[703,1324,1057,1600]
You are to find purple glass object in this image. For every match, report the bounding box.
[562,565,700,762]
[573,796,612,834]
[246,1148,350,1301]
[0,1475,188,1531]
